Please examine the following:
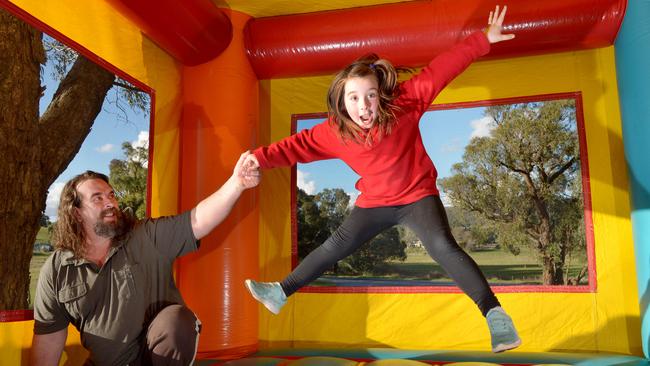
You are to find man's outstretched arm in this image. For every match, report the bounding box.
[191,151,260,239]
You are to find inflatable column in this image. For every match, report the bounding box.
[177,11,259,359]
[615,0,650,358]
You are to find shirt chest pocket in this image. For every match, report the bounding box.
[58,282,88,319]
[114,266,137,300]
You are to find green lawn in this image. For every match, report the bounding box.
[29,227,53,308]
[35,226,51,243]
[347,246,588,285]
[29,252,51,308]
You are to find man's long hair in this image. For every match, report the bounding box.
[52,170,134,258]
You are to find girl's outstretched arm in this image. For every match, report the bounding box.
[251,122,337,169]
[398,5,515,112]
[485,5,515,44]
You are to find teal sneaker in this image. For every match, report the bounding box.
[244,279,287,315]
[486,307,521,353]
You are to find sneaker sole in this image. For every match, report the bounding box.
[492,338,522,353]
[244,280,281,315]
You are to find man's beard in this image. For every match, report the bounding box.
[94,207,129,239]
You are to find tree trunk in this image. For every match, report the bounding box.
[0,9,46,311]
[0,9,115,310]
[537,214,564,285]
[530,187,565,286]
[541,257,554,285]
[541,256,565,285]
[540,246,566,284]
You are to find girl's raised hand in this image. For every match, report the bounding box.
[485,5,515,44]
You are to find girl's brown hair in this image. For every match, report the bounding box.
[327,53,409,145]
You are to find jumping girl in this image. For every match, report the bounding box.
[244,5,520,353]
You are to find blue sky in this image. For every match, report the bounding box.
[296,107,494,205]
[41,52,149,220]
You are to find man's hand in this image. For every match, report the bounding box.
[234,151,261,190]
[485,5,515,44]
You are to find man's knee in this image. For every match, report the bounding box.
[146,305,201,365]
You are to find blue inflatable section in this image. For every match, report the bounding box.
[615,0,650,359]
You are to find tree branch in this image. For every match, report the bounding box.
[38,56,115,186]
[113,80,146,93]
[497,159,529,176]
[548,157,576,183]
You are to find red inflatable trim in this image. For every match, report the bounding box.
[107,0,232,66]
[0,310,33,322]
[244,0,626,79]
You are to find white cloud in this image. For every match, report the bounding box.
[440,138,463,154]
[132,131,149,149]
[297,170,316,195]
[131,131,149,166]
[95,143,115,153]
[440,191,453,207]
[469,116,496,139]
[45,182,65,221]
[347,191,359,208]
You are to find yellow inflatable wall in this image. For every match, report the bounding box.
[257,47,642,355]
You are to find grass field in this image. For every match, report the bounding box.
[28,227,53,308]
[35,226,50,243]
[29,252,51,308]
[321,246,588,286]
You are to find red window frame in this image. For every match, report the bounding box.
[290,92,596,294]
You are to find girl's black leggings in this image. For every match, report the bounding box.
[281,195,500,316]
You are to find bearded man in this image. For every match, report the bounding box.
[30,152,260,366]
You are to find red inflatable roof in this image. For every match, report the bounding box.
[110,0,626,77]
[107,0,233,66]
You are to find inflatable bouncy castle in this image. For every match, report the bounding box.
[1,0,650,364]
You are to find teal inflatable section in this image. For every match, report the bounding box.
[198,348,648,365]
[615,0,650,359]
